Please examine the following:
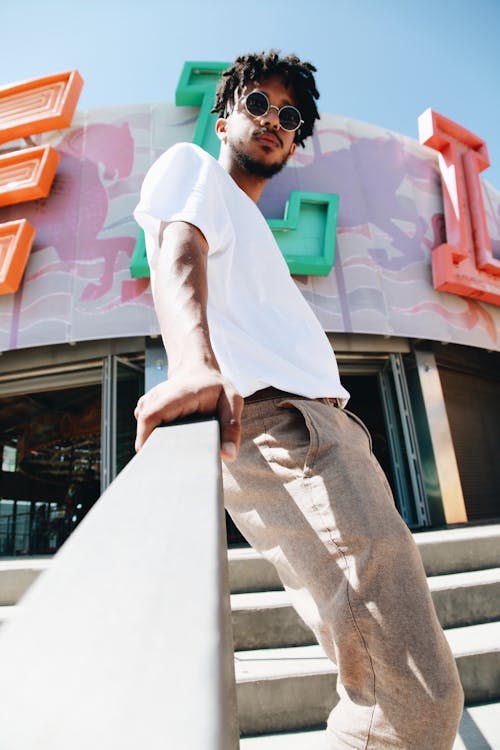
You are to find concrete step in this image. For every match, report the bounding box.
[232,590,312,651]
[239,701,500,750]
[235,621,500,735]
[228,547,282,595]
[429,567,500,629]
[447,621,500,705]
[229,523,500,593]
[231,568,500,650]
[0,558,50,606]
[236,644,335,735]
[416,524,500,576]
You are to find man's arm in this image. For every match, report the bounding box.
[134,220,243,459]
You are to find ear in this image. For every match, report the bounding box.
[286,142,297,161]
[215,117,228,143]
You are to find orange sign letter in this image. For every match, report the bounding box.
[0,70,83,294]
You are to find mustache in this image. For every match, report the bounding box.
[253,128,283,148]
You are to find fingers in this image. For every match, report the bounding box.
[134,381,179,452]
[134,376,243,459]
[217,386,244,461]
[134,394,162,452]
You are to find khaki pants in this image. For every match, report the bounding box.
[223,397,463,749]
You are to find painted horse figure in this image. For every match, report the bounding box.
[0,122,137,301]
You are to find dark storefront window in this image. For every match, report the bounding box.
[0,352,144,558]
[0,384,101,556]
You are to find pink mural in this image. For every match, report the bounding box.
[0,104,499,352]
[2,124,134,298]
[260,118,500,349]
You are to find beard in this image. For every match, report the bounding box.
[230,139,291,179]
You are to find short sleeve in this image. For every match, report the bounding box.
[133,143,231,256]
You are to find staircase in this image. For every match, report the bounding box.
[229,523,500,748]
[1,523,500,748]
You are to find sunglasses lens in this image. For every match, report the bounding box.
[244,91,302,132]
[245,91,268,117]
[279,106,301,131]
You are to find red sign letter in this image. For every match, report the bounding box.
[418,108,500,306]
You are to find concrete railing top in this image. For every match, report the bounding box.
[0,418,238,750]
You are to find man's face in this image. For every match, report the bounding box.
[220,74,298,179]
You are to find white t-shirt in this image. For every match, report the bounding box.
[134,142,349,403]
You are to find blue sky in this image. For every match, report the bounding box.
[3,0,500,188]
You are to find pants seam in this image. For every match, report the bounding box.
[300,408,377,746]
[300,471,377,745]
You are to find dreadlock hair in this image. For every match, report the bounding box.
[212,50,320,147]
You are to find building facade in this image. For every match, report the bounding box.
[1,66,499,556]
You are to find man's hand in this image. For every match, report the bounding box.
[134,368,244,461]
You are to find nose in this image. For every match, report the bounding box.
[260,105,280,131]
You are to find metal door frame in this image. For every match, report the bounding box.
[380,354,430,526]
[339,353,430,527]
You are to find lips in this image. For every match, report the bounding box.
[255,130,282,148]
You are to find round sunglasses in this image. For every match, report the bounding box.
[243,91,303,132]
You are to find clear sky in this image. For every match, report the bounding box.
[3,0,500,188]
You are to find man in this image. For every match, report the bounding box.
[134,51,463,749]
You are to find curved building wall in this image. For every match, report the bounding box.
[1,97,499,551]
[0,103,499,353]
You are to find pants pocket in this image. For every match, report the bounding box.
[341,408,373,454]
[275,398,320,473]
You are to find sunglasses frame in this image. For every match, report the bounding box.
[243,90,303,133]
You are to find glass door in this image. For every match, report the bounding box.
[101,355,144,489]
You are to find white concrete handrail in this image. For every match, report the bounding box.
[0,418,239,750]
